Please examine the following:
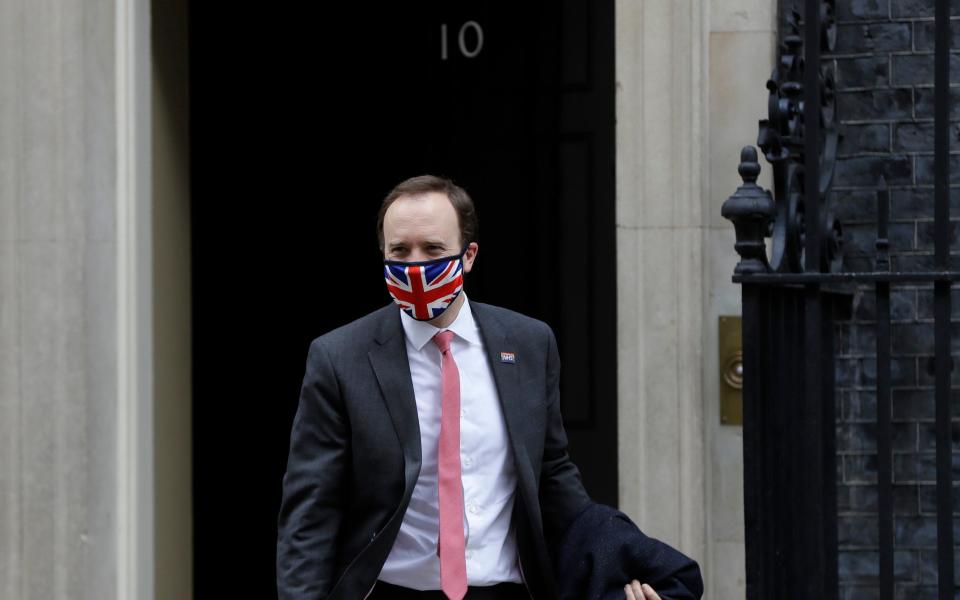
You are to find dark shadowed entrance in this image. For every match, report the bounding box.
[190,2,615,596]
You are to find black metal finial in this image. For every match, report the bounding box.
[722,146,776,275]
[738,146,762,183]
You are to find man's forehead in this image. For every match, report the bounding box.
[385,194,457,227]
[388,191,454,213]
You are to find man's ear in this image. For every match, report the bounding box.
[462,242,479,274]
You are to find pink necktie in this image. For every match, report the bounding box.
[433,330,467,600]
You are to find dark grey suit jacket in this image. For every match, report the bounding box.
[276,301,591,599]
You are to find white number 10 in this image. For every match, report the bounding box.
[440,21,484,60]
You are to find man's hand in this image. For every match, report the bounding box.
[624,580,661,600]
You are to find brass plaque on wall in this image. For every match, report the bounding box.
[719,315,743,425]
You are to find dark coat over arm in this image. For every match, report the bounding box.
[555,503,704,600]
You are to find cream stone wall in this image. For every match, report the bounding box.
[0,0,157,597]
[615,0,708,560]
[0,0,121,598]
[616,0,776,597]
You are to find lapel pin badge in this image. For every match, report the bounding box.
[500,351,516,364]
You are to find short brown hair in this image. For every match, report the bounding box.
[376,175,479,252]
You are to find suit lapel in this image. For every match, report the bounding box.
[471,303,534,480]
[367,309,422,487]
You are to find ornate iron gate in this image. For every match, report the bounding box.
[723,0,955,598]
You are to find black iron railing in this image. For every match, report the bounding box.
[722,0,955,598]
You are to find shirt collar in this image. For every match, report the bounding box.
[399,293,481,351]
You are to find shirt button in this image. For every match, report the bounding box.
[463,456,473,468]
[460,408,466,418]
[466,550,474,560]
[469,504,479,515]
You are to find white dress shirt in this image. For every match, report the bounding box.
[378,294,523,589]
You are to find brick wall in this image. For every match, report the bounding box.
[774,0,960,597]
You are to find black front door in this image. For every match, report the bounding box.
[190,2,615,596]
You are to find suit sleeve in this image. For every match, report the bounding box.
[276,338,350,599]
[539,325,592,550]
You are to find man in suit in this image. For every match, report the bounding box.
[276,175,664,599]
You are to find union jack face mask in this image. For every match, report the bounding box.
[383,247,467,321]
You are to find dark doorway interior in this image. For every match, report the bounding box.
[189,2,615,596]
